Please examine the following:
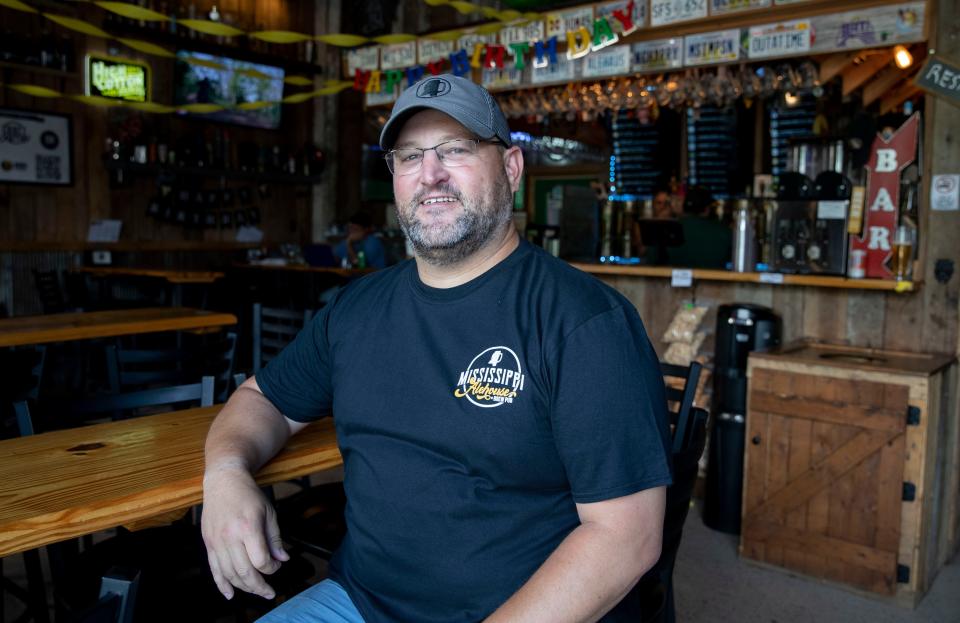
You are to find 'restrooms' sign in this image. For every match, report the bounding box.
[85,55,149,102]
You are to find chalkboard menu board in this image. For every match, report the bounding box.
[686,106,738,199]
[609,108,679,198]
[768,100,817,177]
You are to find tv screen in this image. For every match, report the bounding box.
[174,51,284,129]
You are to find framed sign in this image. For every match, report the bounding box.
[85,54,150,102]
[0,108,73,186]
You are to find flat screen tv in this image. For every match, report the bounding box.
[174,51,284,129]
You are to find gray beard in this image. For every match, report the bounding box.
[397,176,514,267]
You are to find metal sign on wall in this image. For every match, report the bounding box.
[0,108,72,186]
[914,55,960,106]
[849,113,920,279]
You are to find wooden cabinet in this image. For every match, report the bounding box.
[740,341,957,607]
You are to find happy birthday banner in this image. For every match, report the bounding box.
[349,0,927,104]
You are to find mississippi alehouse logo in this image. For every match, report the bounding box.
[453,346,526,408]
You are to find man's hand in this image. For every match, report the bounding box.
[201,464,289,600]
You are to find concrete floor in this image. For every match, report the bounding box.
[6,501,959,622]
[675,503,960,623]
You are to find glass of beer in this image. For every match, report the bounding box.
[891,224,915,281]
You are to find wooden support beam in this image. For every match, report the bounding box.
[864,45,928,107]
[880,79,921,114]
[819,52,857,84]
[842,52,892,96]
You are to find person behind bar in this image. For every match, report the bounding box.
[332,211,387,269]
[201,74,671,623]
[665,185,732,269]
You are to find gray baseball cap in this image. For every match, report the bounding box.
[379,74,513,150]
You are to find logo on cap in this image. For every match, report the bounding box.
[416,78,451,98]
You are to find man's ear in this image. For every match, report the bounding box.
[503,146,524,193]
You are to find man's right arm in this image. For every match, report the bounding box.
[201,376,310,601]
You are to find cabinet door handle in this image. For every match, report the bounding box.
[751,435,761,445]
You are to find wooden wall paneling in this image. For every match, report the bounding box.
[918,88,960,355]
[731,282,774,310]
[940,365,960,565]
[882,291,923,351]
[770,285,805,344]
[844,289,886,349]
[800,287,849,343]
[691,281,734,361]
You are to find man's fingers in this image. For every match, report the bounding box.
[206,550,234,600]
[227,542,275,599]
[264,515,290,563]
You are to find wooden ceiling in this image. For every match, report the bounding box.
[816,43,927,114]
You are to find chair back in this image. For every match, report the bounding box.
[65,567,139,623]
[33,269,69,314]
[208,331,239,402]
[661,361,702,453]
[73,376,215,419]
[634,361,709,623]
[252,304,314,372]
[106,344,189,391]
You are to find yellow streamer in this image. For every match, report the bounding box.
[315,34,369,47]
[117,38,175,57]
[236,101,275,110]
[237,68,272,80]
[284,76,313,86]
[0,0,37,13]
[282,91,320,103]
[250,30,312,44]
[373,34,417,44]
[316,82,353,95]
[184,57,227,70]
[71,94,118,106]
[496,9,522,21]
[10,84,60,97]
[95,1,168,21]
[178,103,225,113]
[178,19,244,37]
[128,102,176,113]
[43,13,110,37]
[423,0,447,5]
[450,1,480,15]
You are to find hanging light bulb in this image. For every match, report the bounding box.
[894,45,913,69]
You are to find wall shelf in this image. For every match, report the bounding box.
[570,262,918,293]
[102,160,323,185]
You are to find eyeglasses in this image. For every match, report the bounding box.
[384,138,494,176]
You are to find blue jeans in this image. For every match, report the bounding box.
[256,579,364,623]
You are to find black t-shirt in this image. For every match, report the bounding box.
[257,239,671,623]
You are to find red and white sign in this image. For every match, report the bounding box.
[849,113,920,279]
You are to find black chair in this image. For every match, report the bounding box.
[9,394,145,623]
[72,376,215,420]
[1,346,47,622]
[204,331,239,403]
[33,269,70,314]
[252,304,314,372]
[633,361,707,623]
[105,344,190,392]
[63,567,140,623]
[106,332,238,403]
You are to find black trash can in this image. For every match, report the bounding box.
[702,304,780,534]
[703,411,746,533]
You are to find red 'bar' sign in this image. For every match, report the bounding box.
[849,113,920,279]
